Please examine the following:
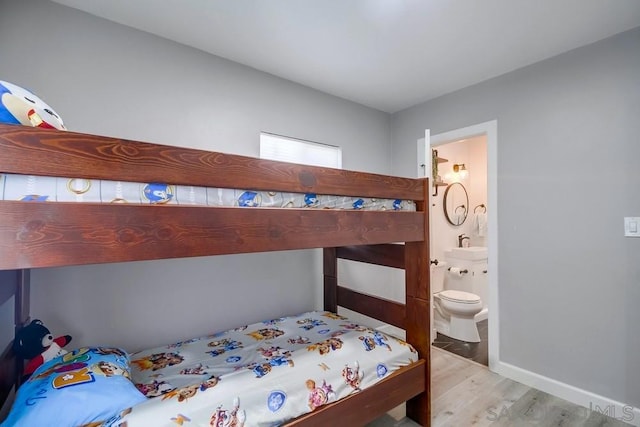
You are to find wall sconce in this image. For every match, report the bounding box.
[453,163,468,180]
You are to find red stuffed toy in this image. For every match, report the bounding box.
[13,319,72,378]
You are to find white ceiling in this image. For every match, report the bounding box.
[52,0,640,113]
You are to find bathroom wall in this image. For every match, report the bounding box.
[431,136,487,264]
[391,27,640,409]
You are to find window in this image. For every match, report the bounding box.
[260,132,342,169]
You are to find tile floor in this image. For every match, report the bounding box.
[431,319,488,366]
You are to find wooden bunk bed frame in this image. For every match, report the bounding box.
[0,123,431,426]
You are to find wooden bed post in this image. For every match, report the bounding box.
[405,179,431,425]
[13,269,29,388]
[0,269,29,409]
[15,270,30,328]
[323,248,338,312]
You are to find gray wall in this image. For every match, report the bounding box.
[0,0,392,351]
[391,28,640,407]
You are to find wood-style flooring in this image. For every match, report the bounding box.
[367,347,633,427]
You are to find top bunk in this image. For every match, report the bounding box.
[0,124,428,270]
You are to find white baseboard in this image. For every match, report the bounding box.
[494,361,640,426]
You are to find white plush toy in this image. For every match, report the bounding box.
[0,80,65,130]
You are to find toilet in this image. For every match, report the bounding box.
[432,259,483,343]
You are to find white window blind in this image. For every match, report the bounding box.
[260,133,342,169]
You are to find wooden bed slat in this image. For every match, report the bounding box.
[336,244,405,269]
[0,202,424,269]
[287,359,425,426]
[0,124,425,201]
[337,286,406,330]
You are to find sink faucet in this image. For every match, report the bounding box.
[458,234,470,248]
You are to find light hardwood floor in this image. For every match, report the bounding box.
[368,347,633,427]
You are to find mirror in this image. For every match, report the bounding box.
[443,182,469,226]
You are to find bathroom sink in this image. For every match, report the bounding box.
[447,246,487,261]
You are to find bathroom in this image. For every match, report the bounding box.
[430,134,489,365]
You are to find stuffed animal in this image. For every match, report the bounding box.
[0,80,65,130]
[13,319,72,378]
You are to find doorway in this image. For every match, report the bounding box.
[422,120,498,371]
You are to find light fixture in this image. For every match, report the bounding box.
[453,163,468,180]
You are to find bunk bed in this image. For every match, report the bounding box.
[0,123,431,426]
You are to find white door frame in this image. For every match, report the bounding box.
[427,120,499,371]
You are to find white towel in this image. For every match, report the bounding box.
[473,213,488,237]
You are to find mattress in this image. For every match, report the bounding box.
[0,174,416,211]
[112,311,418,426]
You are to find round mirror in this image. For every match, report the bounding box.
[443,182,469,226]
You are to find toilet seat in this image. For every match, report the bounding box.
[438,290,480,304]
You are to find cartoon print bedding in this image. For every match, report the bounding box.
[0,174,416,211]
[109,311,417,426]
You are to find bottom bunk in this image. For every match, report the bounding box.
[4,311,424,427]
[0,244,430,426]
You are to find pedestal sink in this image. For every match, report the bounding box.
[448,246,487,260]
